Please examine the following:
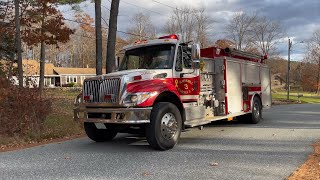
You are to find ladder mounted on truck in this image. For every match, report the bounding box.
[201,46,268,63]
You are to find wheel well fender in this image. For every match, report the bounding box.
[153,91,185,124]
[251,94,262,110]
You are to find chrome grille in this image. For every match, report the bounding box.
[83,78,121,103]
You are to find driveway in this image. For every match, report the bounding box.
[1,104,320,180]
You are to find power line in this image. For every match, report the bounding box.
[149,0,199,13]
[26,24,97,40]
[64,16,152,38]
[25,10,149,38]
[121,0,165,15]
[72,33,96,39]
[101,4,128,17]
[64,17,149,38]
[150,0,181,11]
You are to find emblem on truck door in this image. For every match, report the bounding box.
[174,77,200,95]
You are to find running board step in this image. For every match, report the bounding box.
[184,119,212,128]
[184,112,247,128]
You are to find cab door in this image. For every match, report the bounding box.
[172,45,200,102]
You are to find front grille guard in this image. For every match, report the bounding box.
[83,77,122,104]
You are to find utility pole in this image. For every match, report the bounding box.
[287,38,292,101]
[287,39,304,101]
[14,0,23,88]
[106,0,120,73]
[95,0,102,75]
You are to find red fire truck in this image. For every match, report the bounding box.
[74,34,271,150]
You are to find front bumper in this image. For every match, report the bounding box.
[74,105,152,124]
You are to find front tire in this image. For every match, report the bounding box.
[249,96,262,124]
[146,102,182,150]
[84,122,118,142]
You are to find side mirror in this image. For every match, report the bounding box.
[192,60,200,69]
[191,43,201,60]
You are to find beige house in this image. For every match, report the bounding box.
[21,60,100,87]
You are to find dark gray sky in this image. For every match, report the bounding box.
[61,0,320,60]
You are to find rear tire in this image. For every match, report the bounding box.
[84,122,117,142]
[238,96,262,124]
[249,96,262,124]
[146,102,182,150]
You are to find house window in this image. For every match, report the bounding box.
[66,76,77,83]
[50,77,55,85]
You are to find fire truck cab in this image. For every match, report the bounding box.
[74,34,271,150]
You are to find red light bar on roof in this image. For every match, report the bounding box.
[133,75,142,81]
[158,34,179,40]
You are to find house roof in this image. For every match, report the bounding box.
[23,60,55,75]
[53,67,97,75]
[22,60,105,76]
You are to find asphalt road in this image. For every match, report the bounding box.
[1,104,320,180]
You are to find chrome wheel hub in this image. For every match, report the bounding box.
[160,113,178,140]
[253,102,260,118]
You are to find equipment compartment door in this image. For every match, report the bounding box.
[226,61,242,114]
[260,66,272,108]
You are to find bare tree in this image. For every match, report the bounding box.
[226,11,257,50]
[250,16,283,55]
[305,29,320,94]
[74,13,96,68]
[106,0,120,73]
[164,6,195,42]
[194,7,212,48]
[164,15,177,35]
[126,12,155,43]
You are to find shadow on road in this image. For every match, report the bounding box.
[72,104,320,151]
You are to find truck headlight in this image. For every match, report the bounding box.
[130,95,138,103]
[123,92,150,105]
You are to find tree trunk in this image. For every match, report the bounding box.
[14,0,23,88]
[95,0,103,75]
[39,40,45,90]
[7,59,14,79]
[32,48,34,60]
[106,0,120,73]
[71,45,74,67]
[317,58,320,95]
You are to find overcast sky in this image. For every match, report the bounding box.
[61,0,320,61]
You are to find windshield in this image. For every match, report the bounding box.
[119,44,175,70]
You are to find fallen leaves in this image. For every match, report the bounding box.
[142,172,151,176]
[210,162,219,166]
[288,140,320,179]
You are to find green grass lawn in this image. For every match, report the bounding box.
[272,91,320,104]
[42,89,83,139]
